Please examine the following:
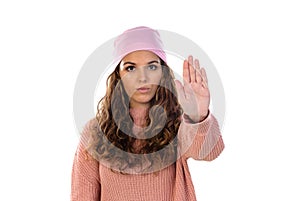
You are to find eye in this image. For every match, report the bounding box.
[125,66,135,72]
[148,65,158,70]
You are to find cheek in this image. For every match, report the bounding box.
[121,78,134,95]
[156,75,163,86]
[150,70,163,85]
[155,75,162,84]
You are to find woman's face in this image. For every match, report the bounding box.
[119,50,163,109]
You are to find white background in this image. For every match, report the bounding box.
[1,0,300,200]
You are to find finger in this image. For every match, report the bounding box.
[195,59,202,83]
[188,55,196,83]
[174,79,186,102]
[201,68,209,88]
[183,60,190,84]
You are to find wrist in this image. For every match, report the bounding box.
[199,110,209,122]
[185,110,209,123]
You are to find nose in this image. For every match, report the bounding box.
[137,67,147,83]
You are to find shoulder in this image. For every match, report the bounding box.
[82,117,99,134]
[79,117,99,146]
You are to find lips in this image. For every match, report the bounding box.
[137,87,150,93]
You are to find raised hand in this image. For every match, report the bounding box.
[175,55,210,122]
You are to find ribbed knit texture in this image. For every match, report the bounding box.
[71,108,224,201]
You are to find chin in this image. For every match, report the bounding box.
[130,96,154,106]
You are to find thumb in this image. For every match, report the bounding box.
[174,79,185,102]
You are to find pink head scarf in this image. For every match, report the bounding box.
[113,26,167,65]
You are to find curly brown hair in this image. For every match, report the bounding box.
[86,60,183,173]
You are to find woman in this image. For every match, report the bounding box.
[71,26,224,201]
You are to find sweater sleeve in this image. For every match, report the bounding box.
[177,112,225,161]
[71,119,101,201]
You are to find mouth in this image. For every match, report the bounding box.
[136,87,151,93]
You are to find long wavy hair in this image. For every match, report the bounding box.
[87,59,183,173]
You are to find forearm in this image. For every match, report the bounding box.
[178,112,224,160]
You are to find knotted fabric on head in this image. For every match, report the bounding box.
[113,26,167,65]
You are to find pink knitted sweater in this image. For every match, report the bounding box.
[71,109,224,201]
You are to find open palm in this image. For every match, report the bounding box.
[175,56,210,122]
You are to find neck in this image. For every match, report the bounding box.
[129,102,150,110]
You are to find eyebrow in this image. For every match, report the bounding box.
[123,60,160,66]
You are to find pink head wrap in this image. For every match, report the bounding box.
[113,26,167,65]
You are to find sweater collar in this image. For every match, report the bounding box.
[129,107,148,127]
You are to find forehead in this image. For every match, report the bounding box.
[121,50,160,64]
